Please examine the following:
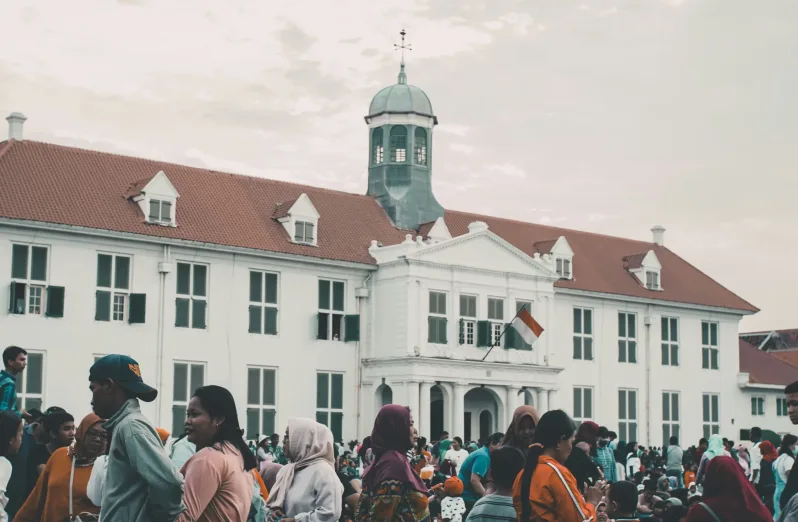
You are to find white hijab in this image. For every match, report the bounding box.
[265,418,335,510]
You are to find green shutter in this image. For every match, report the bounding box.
[264,273,278,304]
[331,374,343,409]
[191,299,207,329]
[318,280,330,309]
[331,412,343,442]
[710,349,718,370]
[128,293,146,323]
[11,244,28,279]
[175,298,190,327]
[95,290,111,321]
[505,324,517,349]
[440,318,447,344]
[45,286,65,318]
[30,247,48,281]
[114,256,130,290]
[176,263,191,294]
[332,282,345,311]
[427,317,436,343]
[317,373,329,408]
[264,308,278,335]
[702,348,709,369]
[248,305,262,333]
[192,265,207,297]
[97,254,113,287]
[344,315,360,342]
[249,272,262,302]
[9,282,26,314]
[477,321,491,347]
[317,313,328,340]
[458,319,465,345]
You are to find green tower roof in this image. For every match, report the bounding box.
[367,64,435,118]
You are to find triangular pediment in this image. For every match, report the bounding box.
[409,230,558,278]
[142,170,180,199]
[287,193,319,220]
[641,250,661,270]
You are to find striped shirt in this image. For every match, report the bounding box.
[465,494,516,522]
[594,446,617,482]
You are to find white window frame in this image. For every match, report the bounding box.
[318,279,345,341]
[16,351,45,412]
[459,294,477,346]
[316,371,344,441]
[487,297,504,346]
[428,291,447,345]
[171,361,206,436]
[97,253,131,322]
[702,321,719,370]
[646,270,660,290]
[10,243,49,316]
[176,262,208,329]
[294,221,315,245]
[573,386,593,423]
[246,366,277,439]
[662,391,680,445]
[702,393,720,438]
[751,396,765,416]
[777,398,789,417]
[618,312,637,363]
[556,258,572,279]
[148,198,173,225]
[573,308,594,361]
[661,317,679,366]
[249,270,279,335]
[618,389,638,443]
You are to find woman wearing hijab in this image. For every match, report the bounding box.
[15,413,106,522]
[564,421,601,492]
[356,405,430,521]
[695,434,729,485]
[265,418,342,522]
[736,444,751,479]
[502,405,540,455]
[684,456,771,522]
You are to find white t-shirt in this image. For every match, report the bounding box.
[775,453,795,482]
[441,496,466,522]
[750,442,762,483]
[444,448,470,474]
[0,456,12,522]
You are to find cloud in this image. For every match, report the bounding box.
[484,12,538,36]
[449,143,474,155]
[436,123,471,136]
[485,163,526,178]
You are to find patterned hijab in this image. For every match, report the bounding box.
[362,405,427,493]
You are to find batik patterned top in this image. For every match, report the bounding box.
[355,479,430,522]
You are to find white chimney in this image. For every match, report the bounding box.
[467,221,489,233]
[6,112,27,141]
[651,225,665,246]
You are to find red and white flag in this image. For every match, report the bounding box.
[511,308,544,345]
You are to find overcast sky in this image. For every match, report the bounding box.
[2,0,795,331]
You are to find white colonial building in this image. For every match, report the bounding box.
[0,65,772,448]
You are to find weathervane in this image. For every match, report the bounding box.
[394,29,412,64]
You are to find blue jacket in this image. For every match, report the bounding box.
[0,370,20,415]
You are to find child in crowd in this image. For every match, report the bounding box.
[599,480,641,522]
[440,477,467,522]
[683,463,697,487]
[465,446,523,522]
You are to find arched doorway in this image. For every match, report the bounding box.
[523,389,536,407]
[464,387,501,444]
[430,385,445,441]
[376,384,393,410]
[479,410,493,443]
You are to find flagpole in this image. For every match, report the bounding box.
[481,307,524,362]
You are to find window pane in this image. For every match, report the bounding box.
[619,391,626,419]
[702,348,709,369]
[263,410,276,436]
[192,265,207,297]
[672,395,679,421]
[316,411,328,427]
[172,406,187,437]
[11,244,28,279]
[97,254,113,287]
[628,315,636,338]
[661,344,668,365]
[149,199,160,220]
[573,309,582,334]
[662,393,670,421]
[318,313,329,340]
[249,305,262,333]
[191,299,207,329]
[317,373,329,409]
[264,308,278,335]
[25,353,43,394]
[306,223,314,241]
[573,388,582,418]
[162,201,172,222]
[584,310,592,334]
[702,322,709,345]
[618,313,626,337]
[584,389,593,418]
[332,282,345,311]
[670,319,678,341]
[175,298,190,327]
[710,323,718,346]
[30,247,47,281]
[661,317,668,341]
[619,340,627,363]
[573,337,582,359]
[114,256,130,290]
[332,314,343,340]
[249,272,262,302]
[247,368,260,405]
[318,280,330,309]
[671,345,679,366]
[331,373,343,409]
[263,370,276,406]
[629,392,637,420]
[265,273,278,304]
[246,408,260,439]
[584,338,593,360]
[177,263,191,295]
[294,221,304,241]
[190,364,205,393]
[711,349,718,370]
[331,412,343,442]
[629,341,637,363]
[173,363,188,402]
[711,395,719,422]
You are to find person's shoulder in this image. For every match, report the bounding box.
[0,456,11,476]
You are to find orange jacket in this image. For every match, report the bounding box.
[512,454,597,521]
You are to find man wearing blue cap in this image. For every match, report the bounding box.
[89,354,185,521]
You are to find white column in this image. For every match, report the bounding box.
[505,386,520,429]
[453,383,467,440]
[537,388,549,414]
[407,380,420,433]
[545,294,554,365]
[361,382,376,437]
[548,389,557,411]
[419,382,432,440]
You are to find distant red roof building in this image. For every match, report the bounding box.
[740,329,798,352]
[739,338,798,386]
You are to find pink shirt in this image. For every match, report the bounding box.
[177,443,253,522]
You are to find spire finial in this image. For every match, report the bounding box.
[394,28,411,84]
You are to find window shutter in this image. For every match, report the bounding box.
[458,319,465,345]
[191,300,207,329]
[344,315,360,342]
[128,293,146,324]
[317,312,328,340]
[710,350,718,370]
[440,318,448,345]
[95,290,111,321]
[427,317,435,343]
[264,308,278,335]
[505,324,517,349]
[248,305,262,333]
[9,282,26,314]
[175,298,190,327]
[45,286,65,318]
[477,321,491,347]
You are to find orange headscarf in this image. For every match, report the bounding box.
[502,405,540,450]
[760,441,778,463]
[75,413,103,457]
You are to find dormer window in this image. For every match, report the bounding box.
[624,250,662,291]
[537,237,574,280]
[646,271,660,290]
[556,258,572,279]
[148,199,172,225]
[294,221,315,244]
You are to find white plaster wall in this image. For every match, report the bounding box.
[738,388,796,438]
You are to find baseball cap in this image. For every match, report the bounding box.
[89,354,157,402]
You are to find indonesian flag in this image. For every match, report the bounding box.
[511,308,544,345]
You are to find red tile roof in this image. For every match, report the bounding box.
[771,351,798,369]
[741,329,798,351]
[622,253,647,270]
[532,239,557,255]
[0,140,758,312]
[739,339,798,386]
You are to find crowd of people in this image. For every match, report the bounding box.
[1,343,798,521]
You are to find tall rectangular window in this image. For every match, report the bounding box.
[661,317,679,366]
[618,389,638,442]
[294,221,315,244]
[702,321,719,370]
[573,386,593,422]
[10,243,49,315]
[702,393,720,438]
[148,199,172,224]
[662,391,680,445]
[618,312,637,363]
[175,262,208,329]
[556,258,571,279]
[246,367,277,439]
[318,279,345,340]
[573,308,593,360]
[487,297,504,345]
[15,352,44,412]
[778,398,789,417]
[751,397,765,416]
[172,362,205,436]
[249,271,279,335]
[316,372,343,442]
[459,295,477,346]
[95,254,131,322]
[428,291,447,344]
